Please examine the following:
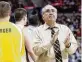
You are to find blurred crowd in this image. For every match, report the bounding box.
[0,0,81,62]
[0,0,81,13]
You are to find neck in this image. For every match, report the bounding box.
[16,20,24,26]
[0,16,10,22]
[47,20,56,27]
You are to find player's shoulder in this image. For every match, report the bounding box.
[9,22,20,30]
[9,22,22,34]
[9,22,17,27]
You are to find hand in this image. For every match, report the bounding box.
[64,34,71,48]
[51,30,59,45]
[34,55,38,62]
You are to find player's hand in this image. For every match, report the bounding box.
[64,34,71,48]
[51,30,59,45]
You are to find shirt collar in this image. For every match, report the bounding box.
[43,23,59,30]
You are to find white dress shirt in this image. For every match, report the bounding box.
[33,23,78,62]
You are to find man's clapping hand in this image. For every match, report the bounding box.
[50,30,59,45]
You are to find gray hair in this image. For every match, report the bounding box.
[41,4,57,15]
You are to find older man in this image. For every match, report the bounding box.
[32,5,78,62]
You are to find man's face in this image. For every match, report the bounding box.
[42,5,57,24]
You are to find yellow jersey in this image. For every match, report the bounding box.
[0,22,22,62]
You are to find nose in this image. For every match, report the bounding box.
[49,10,53,14]
[49,12,53,16]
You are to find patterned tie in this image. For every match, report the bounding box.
[54,39,62,62]
[49,27,62,62]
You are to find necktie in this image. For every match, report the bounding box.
[48,27,55,37]
[54,39,62,62]
[49,27,62,62]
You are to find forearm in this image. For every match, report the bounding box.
[66,33,78,54]
[65,42,78,55]
[33,41,52,56]
[26,44,37,61]
[24,36,37,61]
[28,51,37,62]
[65,26,78,54]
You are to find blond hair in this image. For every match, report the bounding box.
[0,1,11,18]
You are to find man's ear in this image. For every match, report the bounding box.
[8,11,11,16]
